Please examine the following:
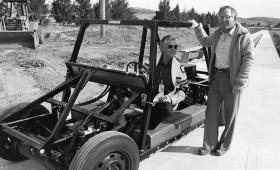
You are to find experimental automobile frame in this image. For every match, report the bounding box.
[0,20,210,170]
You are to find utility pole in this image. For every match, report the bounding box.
[100,0,106,38]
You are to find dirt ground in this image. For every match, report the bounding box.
[0,34,69,108]
[0,25,200,109]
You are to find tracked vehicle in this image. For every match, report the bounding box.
[0,0,43,49]
[0,20,210,170]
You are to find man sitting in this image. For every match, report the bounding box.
[144,35,189,129]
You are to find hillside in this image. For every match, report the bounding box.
[132,7,280,26]
[240,17,280,26]
[132,7,155,14]
[132,7,155,20]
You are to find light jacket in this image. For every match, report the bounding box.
[195,22,254,90]
[154,55,188,109]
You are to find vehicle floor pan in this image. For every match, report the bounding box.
[147,104,206,148]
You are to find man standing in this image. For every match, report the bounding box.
[189,6,254,156]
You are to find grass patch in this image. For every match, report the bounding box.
[269,31,280,57]
[17,58,45,69]
[253,34,263,47]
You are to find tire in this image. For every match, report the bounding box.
[0,103,50,122]
[0,103,29,161]
[0,102,28,122]
[0,103,50,162]
[0,131,28,161]
[69,131,139,170]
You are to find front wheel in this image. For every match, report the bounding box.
[69,131,139,170]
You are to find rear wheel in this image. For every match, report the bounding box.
[0,103,29,161]
[0,103,28,122]
[0,103,51,161]
[0,103,50,123]
[69,131,139,170]
[0,131,27,161]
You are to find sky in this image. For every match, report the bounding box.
[46,0,280,18]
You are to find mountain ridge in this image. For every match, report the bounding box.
[132,7,280,26]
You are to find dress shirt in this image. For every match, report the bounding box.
[153,57,173,98]
[215,26,236,69]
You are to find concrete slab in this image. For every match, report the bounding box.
[139,30,280,170]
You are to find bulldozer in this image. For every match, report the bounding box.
[0,0,44,49]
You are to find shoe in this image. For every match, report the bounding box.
[198,148,211,155]
[213,149,227,156]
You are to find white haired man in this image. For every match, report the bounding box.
[189,5,254,156]
[146,35,188,129]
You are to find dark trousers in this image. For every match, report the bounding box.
[203,72,242,151]
[149,102,173,130]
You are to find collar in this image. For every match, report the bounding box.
[220,25,236,37]
[229,25,236,36]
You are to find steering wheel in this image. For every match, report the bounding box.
[126,61,149,82]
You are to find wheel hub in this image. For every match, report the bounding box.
[96,152,129,170]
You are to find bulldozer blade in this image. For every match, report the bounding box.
[0,31,38,49]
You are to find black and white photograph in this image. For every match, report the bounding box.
[0,0,279,169]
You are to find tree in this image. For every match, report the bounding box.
[179,9,190,22]
[153,0,171,21]
[0,1,8,17]
[93,0,111,19]
[241,22,248,27]
[29,0,49,19]
[110,0,136,20]
[205,12,212,24]
[0,0,48,19]
[153,1,221,26]
[51,0,74,25]
[74,0,95,22]
[169,4,180,21]
[200,13,207,24]
[187,8,200,20]
[275,23,280,28]
[213,13,220,27]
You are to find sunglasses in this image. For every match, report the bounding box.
[168,45,178,49]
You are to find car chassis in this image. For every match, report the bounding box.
[0,20,210,170]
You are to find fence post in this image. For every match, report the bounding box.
[100,0,106,38]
